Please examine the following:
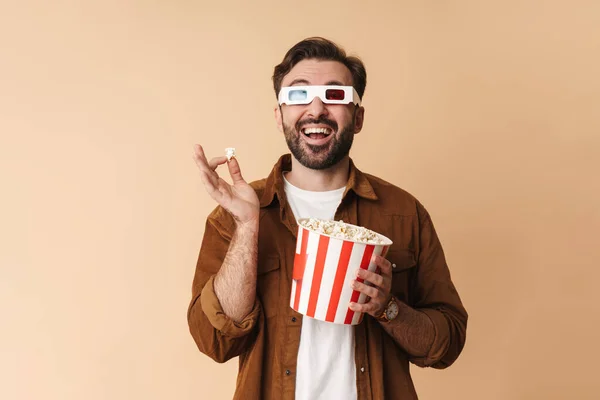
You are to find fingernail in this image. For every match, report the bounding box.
[371,255,377,263]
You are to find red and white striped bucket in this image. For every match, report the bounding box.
[290,219,393,325]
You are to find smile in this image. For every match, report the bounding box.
[301,127,333,139]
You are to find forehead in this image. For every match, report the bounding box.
[281,59,353,87]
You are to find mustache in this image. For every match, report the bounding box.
[296,118,338,132]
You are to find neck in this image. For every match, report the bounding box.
[285,156,350,191]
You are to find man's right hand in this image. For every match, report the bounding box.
[193,144,260,226]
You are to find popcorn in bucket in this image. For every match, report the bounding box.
[290,218,393,325]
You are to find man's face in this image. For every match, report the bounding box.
[275,59,365,170]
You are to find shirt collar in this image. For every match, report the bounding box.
[259,154,378,208]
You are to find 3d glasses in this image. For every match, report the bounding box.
[278,85,361,106]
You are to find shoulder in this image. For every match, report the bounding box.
[362,173,427,217]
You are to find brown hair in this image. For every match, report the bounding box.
[272,37,367,100]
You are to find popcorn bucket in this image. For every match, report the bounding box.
[290,218,393,325]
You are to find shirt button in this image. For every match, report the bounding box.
[291,317,297,322]
[392,263,397,269]
[360,367,365,373]
[285,369,291,376]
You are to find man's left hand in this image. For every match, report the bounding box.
[348,255,393,318]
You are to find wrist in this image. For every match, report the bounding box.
[235,217,260,232]
[376,295,400,323]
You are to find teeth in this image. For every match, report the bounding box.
[303,127,331,135]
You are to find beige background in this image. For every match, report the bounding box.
[1,1,599,399]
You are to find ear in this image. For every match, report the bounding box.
[274,105,284,132]
[353,106,365,134]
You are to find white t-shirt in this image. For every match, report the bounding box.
[283,175,357,400]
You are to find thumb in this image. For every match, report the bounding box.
[227,157,246,184]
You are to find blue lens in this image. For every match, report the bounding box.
[289,89,308,101]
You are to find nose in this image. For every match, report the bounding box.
[306,97,329,119]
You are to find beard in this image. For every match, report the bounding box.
[282,116,355,170]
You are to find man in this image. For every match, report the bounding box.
[188,37,467,400]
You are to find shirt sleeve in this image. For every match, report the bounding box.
[200,274,261,338]
[187,207,262,363]
[408,201,468,368]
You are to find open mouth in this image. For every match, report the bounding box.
[301,127,333,140]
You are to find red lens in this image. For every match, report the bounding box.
[325,89,345,101]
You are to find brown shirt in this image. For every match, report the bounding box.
[188,154,468,399]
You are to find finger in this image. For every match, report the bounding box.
[348,301,379,314]
[199,170,223,202]
[227,157,246,184]
[208,156,228,171]
[374,255,394,293]
[356,269,384,288]
[351,279,380,299]
[197,162,216,185]
[194,144,209,163]
[373,255,393,277]
[193,144,211,172]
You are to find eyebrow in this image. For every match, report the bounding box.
[287,79,347,86]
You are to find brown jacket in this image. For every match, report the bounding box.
[188,154,468,399]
